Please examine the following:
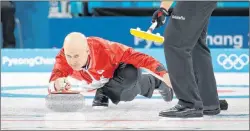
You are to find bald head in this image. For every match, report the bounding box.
[63,32,88,50]
[63,32,89,71]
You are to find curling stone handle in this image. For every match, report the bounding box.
[147,21,158,33]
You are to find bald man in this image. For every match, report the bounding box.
[48,32,173,108]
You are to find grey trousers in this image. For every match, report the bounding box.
[163,1,220,109]
[102,63,164,104]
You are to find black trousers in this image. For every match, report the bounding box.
[101,63,166,104]
[1,1,16,48]
[163,1,220,110]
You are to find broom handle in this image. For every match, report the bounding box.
[147,21,158,33]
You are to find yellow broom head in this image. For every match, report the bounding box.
[130,28,164,43]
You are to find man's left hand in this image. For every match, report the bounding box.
[162,73,172,88]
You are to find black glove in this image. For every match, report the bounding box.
[152,8,170,28]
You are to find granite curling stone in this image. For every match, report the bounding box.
[45,93,84,112]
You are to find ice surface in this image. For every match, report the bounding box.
[1,98,249,130]
[1,73,249,130]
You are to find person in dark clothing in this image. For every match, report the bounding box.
[1,1,16,48]
[151,1,221,118]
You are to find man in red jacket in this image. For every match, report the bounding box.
[48,32,173,108]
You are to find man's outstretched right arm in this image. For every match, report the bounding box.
[48,49,73,92]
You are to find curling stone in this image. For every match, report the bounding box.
[45,91,84,112]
